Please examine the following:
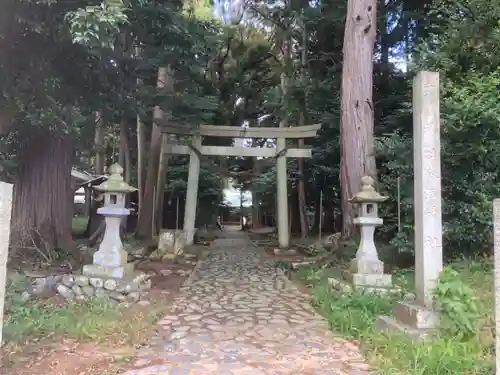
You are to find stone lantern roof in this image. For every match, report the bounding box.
[349,176,388,203]
[94,163,137,193]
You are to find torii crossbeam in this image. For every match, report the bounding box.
[159,121,321,247]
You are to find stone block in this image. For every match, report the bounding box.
[82,263,134,279]
[343,271,393,288]
[375,300,439,340]
[273,248,297,255]
[392,300,439,329]
[328,277,353,293]
[93,248,129,268]
[350,258,384,274]
[158,230,186,257]
[46,271,151,304]
[328,276,400,295]
[375,315,431,340]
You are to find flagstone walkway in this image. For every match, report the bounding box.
[121,230,372,375]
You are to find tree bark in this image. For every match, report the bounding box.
[136,45,146,215]
[311,191,321,234]
[297,17,309,239]
[136,113,145,212]
[86,112,106,237]
[340,0,377,238]
[119,117,132,183]
[154,66,174,233]
[119,117,132,232]
[94,111,105,175]
[11,132,75,252]
[136,66,169,238]
[155,134,168,233]
[251,141,262,228]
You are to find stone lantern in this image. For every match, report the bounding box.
[82,163,137,279]
[347,176,392,289]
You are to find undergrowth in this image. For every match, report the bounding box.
[296,260,494,375]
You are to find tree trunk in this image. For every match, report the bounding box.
[311,192,321,234]
[136,66,169,238]
[297,17,309,239]
[297,141,308,238]
[136,104,145,215]
[289,190,301,235]
[155,134,168,233]
[251,187,260,228]
[119,117,132,183]
[323,197,336,233]
[11,133,75,252]
[119,117,132,232]
[251,144,262,228]
[86,112,106,238]
[154,66,174,233]
[94,111,105,175]
[340,0,377,238]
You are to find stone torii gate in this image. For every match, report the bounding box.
[161,123,320,248]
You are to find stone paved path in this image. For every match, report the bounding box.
[122,230,372,375]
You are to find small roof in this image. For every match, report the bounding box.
[94,163,137,193]
[349,176,388,203]
[71,168,94,182]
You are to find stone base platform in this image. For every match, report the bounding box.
[26,271,152,304]
[328,270,401,295]
[82,263,134,279]
[376,300,439,340]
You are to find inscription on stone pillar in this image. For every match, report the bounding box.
[413,71,443,308]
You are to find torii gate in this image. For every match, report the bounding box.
[160,123,320,248]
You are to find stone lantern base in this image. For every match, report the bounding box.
[82,262,135,279]
[327,258,398,295]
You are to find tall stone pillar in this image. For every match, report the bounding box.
[493,199,500,373]
[0,182,13,346]
[376,71,442,339]
[184,134,201,245]
[413,72,443,308]
[276,136,289,248]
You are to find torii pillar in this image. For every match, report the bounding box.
[183,135,201,245]
[276,135,289,248]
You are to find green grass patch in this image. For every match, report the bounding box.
[72,215,88,235]
[3,273,167,346]
[297,259,494,375]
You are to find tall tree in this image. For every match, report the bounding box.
[136,66,169,238]
[339,0,377,237]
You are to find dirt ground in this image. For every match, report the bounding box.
[1,257,199,375]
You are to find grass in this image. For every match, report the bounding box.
[72,215,89,236]
[3,272,167,346]
[294,258,495,375]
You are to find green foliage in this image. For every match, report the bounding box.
[377,69,500,256]
[311,284,393,338]
[275,260,291,270]
[66,3,129,49]
[433,266,480,340]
